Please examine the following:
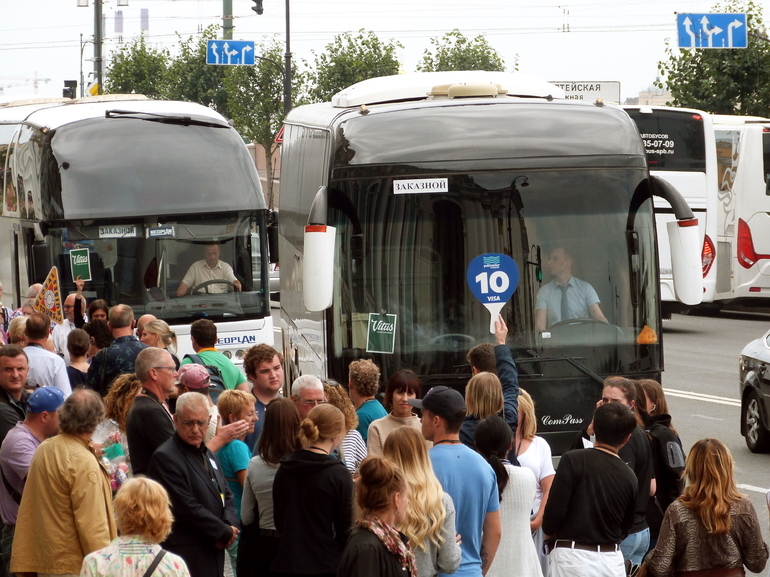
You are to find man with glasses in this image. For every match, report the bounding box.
[290,375,326,420]
[126,348,177,476]
[51,292,87,364]
[127,348,249,476]
[149,392,239,577]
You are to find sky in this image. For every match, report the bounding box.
[0,0,763,102]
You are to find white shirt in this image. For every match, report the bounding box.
[535,276,601,328]
[23,345,72,397]
[180,260,237,294]
[51,319,75,365]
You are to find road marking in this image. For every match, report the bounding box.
[738,484,769,494]
[663,387,741,407]
[691,414,723,421]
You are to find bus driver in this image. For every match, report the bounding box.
[176,243,242,296]
[535,247,608,331]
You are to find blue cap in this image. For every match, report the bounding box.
[28,387,66,413]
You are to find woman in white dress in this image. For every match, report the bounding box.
[476,415,543,577]
[514,389,555,575]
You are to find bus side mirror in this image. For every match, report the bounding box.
[650,175,703,306]
[303,186,335,312]
[303,225,335,311]
[666,219,702,305]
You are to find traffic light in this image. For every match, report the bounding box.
[251,0,263,14]
[62,80,77,99]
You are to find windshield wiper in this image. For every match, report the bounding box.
[515,353,605,385]
[105,110,228,129]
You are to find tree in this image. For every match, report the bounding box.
[165,27,231,117]
[657,1,770,115]
[225,40,305,209]
[417,29,506,72]
[309,30,402,102]
[104,35,169,98]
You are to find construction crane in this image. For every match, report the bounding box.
[0,75,52,96]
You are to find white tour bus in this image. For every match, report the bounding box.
[0,95,275,361]
[624,106,717,317]
[277,71,702,454]
[711,115,770,305]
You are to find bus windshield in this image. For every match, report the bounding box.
[47,210,270,323]
[327,165,659,381]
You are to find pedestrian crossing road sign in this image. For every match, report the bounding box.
[677,13,748,49]
[206,40,255,66]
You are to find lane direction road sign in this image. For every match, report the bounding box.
[677,13,747,49]
[206,40,255,66]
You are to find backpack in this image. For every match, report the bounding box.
[183,354,226,401]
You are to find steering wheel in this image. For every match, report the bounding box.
[189,279,238,294]
[549,318,609,329]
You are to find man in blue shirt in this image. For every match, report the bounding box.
[410,386,501,577]
[535,247,608,331]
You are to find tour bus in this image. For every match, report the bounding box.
[623,106,718,317]
[710,116,770,305]
[0,95,274,362]
[277,71,702,454]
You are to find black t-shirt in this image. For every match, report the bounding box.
[543,447,637,545]
[619,425,654,532]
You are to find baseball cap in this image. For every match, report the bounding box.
[408,386,465,420]
[177,364,211,390]
[28,387,66,413]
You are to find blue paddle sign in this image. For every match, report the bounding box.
[466,253,519,333]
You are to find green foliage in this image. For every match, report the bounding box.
[417,29,506,72]
[657,0,770,115]
[225,40,305,208]
[104,35,169,98]
[165,26,230,117]
[309,30,402,102]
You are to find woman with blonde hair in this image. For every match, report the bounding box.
[459,317,519,451]
[81,477,191,576]
[272,403,354,577]
[382,426,461,577]
[323,380,367,474]
[645,438,768,576]
[513,389,554,575]
[140,320,179,368]
[338,457,416,577]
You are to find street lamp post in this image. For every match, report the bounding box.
[253,0,291,115]
[94,0,103,94]
[79,33,94,97]
[283,0,291,115]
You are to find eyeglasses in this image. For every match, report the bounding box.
[301,399,327,406]
[63,305,74,310]
[153,366,178,372]
[179,418,210,428]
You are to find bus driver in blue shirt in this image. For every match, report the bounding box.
[535,247,608,332]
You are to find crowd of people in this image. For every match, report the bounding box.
[0,283,766,577]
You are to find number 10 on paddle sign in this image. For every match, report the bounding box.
[466,253,519,333]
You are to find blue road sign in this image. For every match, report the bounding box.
[677,13,747,49]
[206,40,255,66]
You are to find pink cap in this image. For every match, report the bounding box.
[177,364,211,389]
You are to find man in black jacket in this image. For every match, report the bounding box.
[0,345,30,446]
[149,392,239,577]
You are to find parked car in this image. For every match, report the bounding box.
[739,328,770,452]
